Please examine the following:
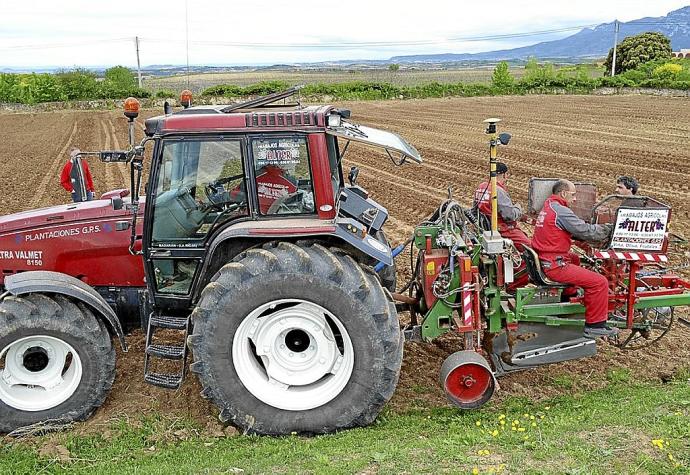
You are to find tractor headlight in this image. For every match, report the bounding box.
[328,113,342,128]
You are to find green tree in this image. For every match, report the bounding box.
[104,66,137,89]
[604,32,671,76]
[56,68,99,100]
[388,63,400,72]
[491,61,514,88]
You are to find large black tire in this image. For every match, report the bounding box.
[189,241,403,435]
[0,293,116,433]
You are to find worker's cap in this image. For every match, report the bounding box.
[496,162,508,174]
[69,147,81,158]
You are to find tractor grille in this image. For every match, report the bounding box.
[246,111,317,128]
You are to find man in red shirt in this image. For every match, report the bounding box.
[60,147,95,202]
[474,162,530,289]
[532,179,616,338]
[473,162,530,251]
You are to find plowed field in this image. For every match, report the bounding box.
[1,95,689,429]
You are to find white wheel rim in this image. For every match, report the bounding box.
[0,335,83,412]
[233,299,354,411]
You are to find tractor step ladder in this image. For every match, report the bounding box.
[143,313,191,389]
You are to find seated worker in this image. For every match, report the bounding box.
[473,162,530,251]
[615,176,639,197]
[532,179,617,339]
[616,175,644,208]
[474,162,530,289]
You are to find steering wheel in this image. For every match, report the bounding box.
[204,181,226,211]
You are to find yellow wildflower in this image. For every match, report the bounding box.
[472,468,479,475]
[500,420,506,426]
[517,427,526,432]
[476,420,482,427]
[531,422,537,427]
[498,414,506,420]
[491,429,499,437]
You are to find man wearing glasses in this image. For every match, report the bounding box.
[532,180,616,338]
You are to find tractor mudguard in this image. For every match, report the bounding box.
[334,221,393,266]
[206,218,393,268]
[3,271,127,351]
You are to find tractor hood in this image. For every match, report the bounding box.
[0,191,143,236]
[327,123,422,164]
[0,191,147,289]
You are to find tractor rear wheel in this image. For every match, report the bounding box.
[0,293,116,433]
[189,241,403,435]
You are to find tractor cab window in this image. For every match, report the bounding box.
[152,138,248,243]
[150,138,248,295]
[326,135,343,200]
[251,136,315,215]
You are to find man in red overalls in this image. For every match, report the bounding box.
[532,179,616,338]
[474,162,530,288]
[473,162,530,251]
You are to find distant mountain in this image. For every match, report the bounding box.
[391,6,690,63]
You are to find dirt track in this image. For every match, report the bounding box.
[1,95,689,428]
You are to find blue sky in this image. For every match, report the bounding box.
[1,0,688,68]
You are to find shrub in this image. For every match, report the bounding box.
[492,61,514,89]
[202,84,244,97]
[653,62,683,79]
[155,89,177,99]
[55,68,99,100]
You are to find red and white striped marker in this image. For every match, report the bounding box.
[593,250,668,263]
[461,284,473,327]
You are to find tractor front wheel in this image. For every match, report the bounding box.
[189,241,403,435]
[0,293,116,433]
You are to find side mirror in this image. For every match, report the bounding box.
[164,101,172,115]
[100,151,129,163]
[348,166,360,186]
[498,133,511,146]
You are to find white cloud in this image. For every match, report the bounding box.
[0,0,688,67]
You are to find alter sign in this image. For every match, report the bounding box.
[610,208,669,251]
[256,140,301,166]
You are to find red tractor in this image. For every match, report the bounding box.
[0,88,420,435]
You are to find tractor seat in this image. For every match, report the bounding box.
[522,246,568,288]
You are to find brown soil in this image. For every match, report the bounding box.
[1,95,690,430]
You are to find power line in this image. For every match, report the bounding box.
[0,37,132,52]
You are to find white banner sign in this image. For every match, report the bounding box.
[610,208,669,251]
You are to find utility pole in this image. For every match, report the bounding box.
[135,36,142,88]
[611,20,620,77]
[185,0,190,88]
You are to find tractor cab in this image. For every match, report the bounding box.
[132,88,421,303]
